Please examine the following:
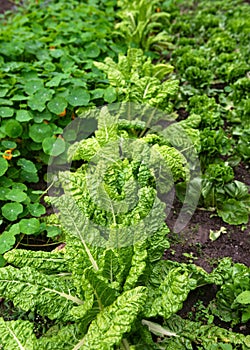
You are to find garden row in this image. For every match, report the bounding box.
[0,0,249,349]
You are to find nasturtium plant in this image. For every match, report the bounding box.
[19,218,40,235]
[4,120,23,138]
[29,124,53,143]
[42,137,66,157]
[66,88,90,107]
[5,188,27,203]
[47,96,68,115]
[0,157,8,176]
[17,158,37,174]
[16,109,33,123]
[27,203,46,217]
[1,202,23,221]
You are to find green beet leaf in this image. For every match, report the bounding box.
[75,286,147,350]
[236,291,250,305]
[0,318,37,350]
[4,249,67,273]
[0,266,83,321]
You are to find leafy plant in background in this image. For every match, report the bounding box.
[202,162,250,224]
[209,261,250,326]
[114,0,173,53]
[94,48,179,113]
[0,110,249,349]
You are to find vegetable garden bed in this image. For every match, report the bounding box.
[0,0,249,349]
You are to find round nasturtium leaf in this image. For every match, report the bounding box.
[1,140,17,149]
[63,129,77,142]
[28,203,46,217]
[47,96,68,114]
[28,89,54,112]
[0,187,10,200]
[66,88,90,107]
[85,42,101,58]
[17,158,37,173]
[12,182,27,191]
[24,79,44,95]
[0,107,14,118]
[20,170,39,183]
[16,110,33,122]
[0,157,8,176]
[5,120,23,138]
[19,218,40,235]
[42,136,66,156]
[0,231,16,255]
[2,202,23,221]
[29,123,53,143]
[5,189,27,202]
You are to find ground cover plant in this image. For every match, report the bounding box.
[0,0,249,349]
[0,0,123,258]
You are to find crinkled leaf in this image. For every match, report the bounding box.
[74,286,147,350]
[0,318,37,350]
[4,249,67,273]
[144,267,197,319]
[0,266,83,321]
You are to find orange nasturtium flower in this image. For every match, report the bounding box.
[58,109,67,117]
[2,149,13,161]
